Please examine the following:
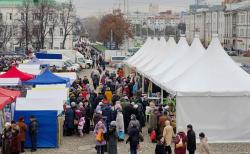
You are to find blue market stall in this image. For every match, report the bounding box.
[24,69,69,85]
[14,98,64,148]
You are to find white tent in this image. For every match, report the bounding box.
[125,37,151,66]
[160,36,205,90]
[144,37,184,83]
[15,97,63,111]
[26,89,68,101]
[0,78,21,86]
[54,72,77,85]
[35,84,66,88]
[169,35,250,143]
[135,37,166,70]
[138,37,175,76]
[129,38,158,68]
[18,64,41,75]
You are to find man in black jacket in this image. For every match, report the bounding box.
[187,124,196,154]
[29,115,39,152]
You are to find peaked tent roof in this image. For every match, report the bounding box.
[125,37,151,65]
[24,69,69,85]
[129,37,158,68]
[160,36,205,88]
[166,36,250,96]
[138,37,175,75]
[0,88,21,100]
[135,37,166,69]
[145,37,177,81]
[0,66,34,81]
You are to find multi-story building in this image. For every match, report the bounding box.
[127,10,181,36]
[184,0,250,52]
[224,0,250,51]
[184,5,225,46]
[0,0,74,52]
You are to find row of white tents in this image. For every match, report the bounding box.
[125,34,250,143]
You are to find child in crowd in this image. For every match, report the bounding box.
[78,117,85,137]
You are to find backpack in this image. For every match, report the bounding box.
[96,128,104,142]
[150,129,156,142]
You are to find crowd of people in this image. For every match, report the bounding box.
[0,56,25,72]
[1,115,39,153]
[62,66,210,154]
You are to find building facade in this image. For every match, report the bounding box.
[184,0,250,52]
[0,0,74,52]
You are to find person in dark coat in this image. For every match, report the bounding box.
[123,103,135,133]
[187,124,196,154]
[29,115,39,152]
[101,104,112,130]
[82,76,90,85]
[64,106,75,136]
[84,101,91,134]
[11,127,21,154]
[92,74,99,90]
[2,122,12,154]
[126,123,139,154]
[108,121,118,154]
[155,136,166,154]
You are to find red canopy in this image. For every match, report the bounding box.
[0,66,34,81]
[0,97,12,110]
[0,88,21,100]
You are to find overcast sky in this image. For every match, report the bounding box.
[72,0,221,18]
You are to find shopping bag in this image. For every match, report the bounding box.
[118,131,125,140]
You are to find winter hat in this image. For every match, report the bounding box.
[187,124,193,130]
[79,102,83,106]
[5,122,11,128]
[110,121,116,127]
[99,102,103,106]
[131,114,136,120]
[66,105,71,109]
[71,102,76,107]
[133,104,138,109]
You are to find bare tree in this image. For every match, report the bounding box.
[0,21,13,51]
[18,0,33,52]
[60,1,75,49]
[49,9,59,49]
[33,0,55,49]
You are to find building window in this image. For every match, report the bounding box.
[9,13,12,20]
[60,13,63,22]
[49,13,52,21]
[0,13,2,21]
[49,28,53,35]
[0,27,3,37]
[49,42,53,49]
[21,13,24,20]
[60,28,63,36]
[60,43,63,49]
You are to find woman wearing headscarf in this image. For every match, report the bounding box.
[108,121,118,154]
[198,132,210,154]
[126,122,140,154]
[116,108,125,141]
[94,120,107,154]
[174,128,187,154]
[128,114,140,133]
[2,123,12,154]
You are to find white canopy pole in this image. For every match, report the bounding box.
[142,76,145,93]
[161,88,164,104]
